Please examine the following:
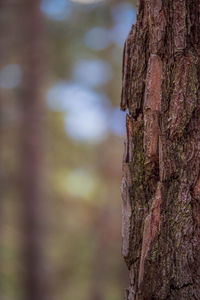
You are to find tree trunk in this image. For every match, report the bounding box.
[20,1,48,300]
[121,1,200,299]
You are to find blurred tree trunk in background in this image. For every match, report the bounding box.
[121,1,200,299]
[20,1,48,300]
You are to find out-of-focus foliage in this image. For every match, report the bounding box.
[0,0,136,299]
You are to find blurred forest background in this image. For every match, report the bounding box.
[0,0,136,299]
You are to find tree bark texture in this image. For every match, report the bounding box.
[121,1,200,299]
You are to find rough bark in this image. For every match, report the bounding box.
[20,1,48,300]
[121,1,200,299]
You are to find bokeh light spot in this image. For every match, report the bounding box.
[65,106,108,142]
[84,27,111,51]
[109,2,136,46]
[109,107,126,136]
[40,0,71,20]
[0,64,22,89]
[66,169,97,200]
[47,82,110,142]
[73,59,113,87]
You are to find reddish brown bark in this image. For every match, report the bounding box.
[121,1,200,299]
